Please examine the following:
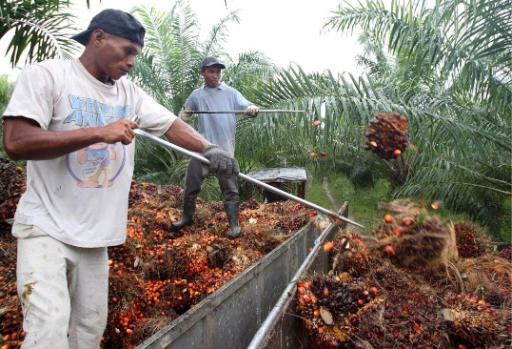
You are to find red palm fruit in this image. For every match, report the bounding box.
[384,245,396,256]
[323,241,334,253]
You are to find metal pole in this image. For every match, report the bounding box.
[134,129,364,228]
[191,109,305,114]
[247,205,346,349]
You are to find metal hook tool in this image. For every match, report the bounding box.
[133,129,364,228]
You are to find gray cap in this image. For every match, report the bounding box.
[201,56,226,70]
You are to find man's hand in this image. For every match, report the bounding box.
[179,109,194,122]
[244,105,259,117]
[3,117,138,161]
[98,119,138,145]
[202,145,239,175]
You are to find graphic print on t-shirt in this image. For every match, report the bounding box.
[64,95,130,188]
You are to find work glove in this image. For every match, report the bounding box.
[202,145,240,175]
[179,108,193,122]
[244,105,259,117]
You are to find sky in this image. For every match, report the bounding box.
[0,0,363,81]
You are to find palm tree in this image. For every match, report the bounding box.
[0,75,14,158]
[0,0,97,66]
[129,2,274,200]
[242,0,511,238]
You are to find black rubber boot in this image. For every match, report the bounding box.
[224,201,241,239]
[171,200,196,232]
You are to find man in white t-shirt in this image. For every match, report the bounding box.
[2,9,238,348]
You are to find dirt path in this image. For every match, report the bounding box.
[322,176,362,233]
[322,176,337,207]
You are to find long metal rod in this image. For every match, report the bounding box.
[134,129,364,228]
[247,205,346,349]
[191,109,305,114]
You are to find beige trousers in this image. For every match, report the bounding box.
[15,224,108,349]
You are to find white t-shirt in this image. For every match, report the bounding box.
[3,59,176,247]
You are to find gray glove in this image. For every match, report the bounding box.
[179,109,193,122]
[202,145,240,175]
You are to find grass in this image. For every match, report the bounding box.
[306,171,392,234]
[304,169,508,242]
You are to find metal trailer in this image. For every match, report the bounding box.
[136,204,348,349]
[248,203,349,349]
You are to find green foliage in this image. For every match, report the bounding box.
[223,51,276,101]
[0,0,97,66]
[0,75,12,111]
[129,2,274,201]
[498,196,511,242]
[129,1,238,191]
[240,0,511,239]
[306,171,392,233]
[0,75,14,158]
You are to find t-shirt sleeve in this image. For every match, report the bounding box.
[3,64,55,129]
[232,89,251,110]
[183,92,197,111]
[134,86,176,136]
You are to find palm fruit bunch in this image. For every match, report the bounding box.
[372,210,453,270]
[498,245,512,260]
[296,275,380,348]
[331,232,374,277]
[311,276,363,316]
[390,216,448,267]
[457,256,512,307]
[354,287,448,348]
[454,222,487,258]
[443,293,509,348]
[364,112,408,160]
[0,159,25,224]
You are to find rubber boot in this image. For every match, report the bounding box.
[224,201,241,239]
[171,200,196,232]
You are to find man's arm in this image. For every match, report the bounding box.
[164,118,239,175]
[232,88,259,117]
[2,117,138,161]
[178,94,196,123]
[164,118,209,152]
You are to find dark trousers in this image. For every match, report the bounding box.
[183,159,239,203]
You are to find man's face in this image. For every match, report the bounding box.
[95,32,141,81]
[201,66,222,88]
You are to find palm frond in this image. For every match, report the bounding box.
[1,0,79,66]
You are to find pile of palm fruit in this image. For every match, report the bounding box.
[296,200,511,348]
[0,160,315,348]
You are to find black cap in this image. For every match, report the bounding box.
[72,9,145,47]
[201,56,226,70]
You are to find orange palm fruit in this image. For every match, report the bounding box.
[323,241,334,253]
[384,245,396,256]
[431,200,442,210]
[402,217,414,226]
